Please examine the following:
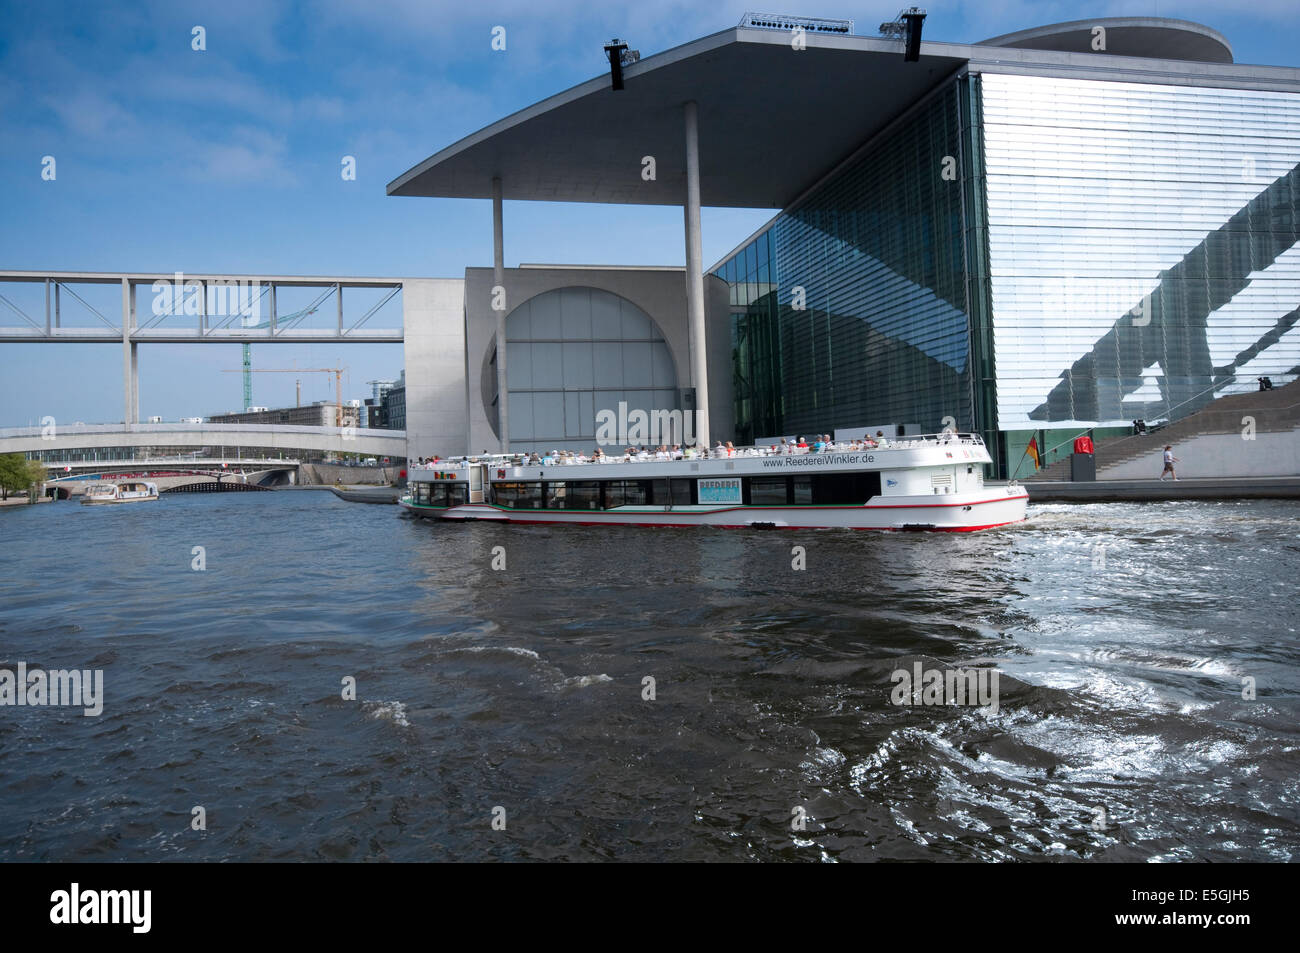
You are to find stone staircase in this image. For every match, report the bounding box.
[1025,379,1300,481]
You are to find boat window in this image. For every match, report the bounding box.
[564,481,601,509]
[669,478,694,505]
[495,482,543,509]
[604,480,648,507]
[544,482,567,509]
[792,476,813,505]
[445,483,468,506]
[811,473,882,504]
[748,477,788,505]
[415,484,430,504]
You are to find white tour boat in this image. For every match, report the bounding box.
[400,434,1027,531]
[80,480,160,505]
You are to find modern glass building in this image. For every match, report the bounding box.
[391,15,1300,473]
[714,25,1300,476]
[719,79,977,449]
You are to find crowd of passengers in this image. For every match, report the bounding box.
[409,430,955,468]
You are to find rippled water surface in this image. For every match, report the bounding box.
[1,492,1297,861]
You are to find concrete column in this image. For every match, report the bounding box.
[493,176,509,451]
[683,100,710,447]
[130,283,139,423]
[121,278,135,427]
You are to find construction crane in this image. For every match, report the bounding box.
[223,367,348,427]
[238,305,321,410]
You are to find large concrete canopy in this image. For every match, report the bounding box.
[382,18,1279,211]
[387,28,968,209]
[386,18,1267,211]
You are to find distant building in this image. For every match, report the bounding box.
[380,371,406,431]
[369,378,399,401]
[207,401,362,429]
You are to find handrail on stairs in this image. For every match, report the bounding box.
[1038,373,1299,464]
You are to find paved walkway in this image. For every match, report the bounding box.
[1024,476,1300,502]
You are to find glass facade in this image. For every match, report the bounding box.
[715,71,1300,475]
[982,73,1300,440]
[717,82,975,447]
[502,287,679,451]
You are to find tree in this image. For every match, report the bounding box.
[22,459,47,502]
[0,453,23,499]
[0,454,47,501]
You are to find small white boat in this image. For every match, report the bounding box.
[80,481,160,505]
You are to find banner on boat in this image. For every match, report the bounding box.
[697,477,742,504]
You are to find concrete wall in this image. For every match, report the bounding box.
[401,278,468,460]
[299,463,399,485]
[1100,428,1300,479]
[463,266,732,452]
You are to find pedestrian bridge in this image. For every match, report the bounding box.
[0,422,406,458]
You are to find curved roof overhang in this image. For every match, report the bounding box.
[387,18,1275,211]
[386,27,968,209]
[980,17,1232,63]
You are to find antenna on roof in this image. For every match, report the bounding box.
[604,39,629,90]
[739,12,854,35]
[878,7,927,61]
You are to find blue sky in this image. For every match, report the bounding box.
[2,0,1298,425]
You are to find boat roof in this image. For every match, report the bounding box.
[410,435,990,479]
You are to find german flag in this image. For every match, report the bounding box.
[1026,437,1041,470]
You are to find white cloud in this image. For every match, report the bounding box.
[186,127,298,186]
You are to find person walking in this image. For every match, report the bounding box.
[1160,445,1179,481]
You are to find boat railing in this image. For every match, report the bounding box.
[410,433,985,471]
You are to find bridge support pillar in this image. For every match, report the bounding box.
[121,278,137,427]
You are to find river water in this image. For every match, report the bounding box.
[1,492,1297,861]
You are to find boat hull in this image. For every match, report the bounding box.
[399,486,1027,531]
[80,495,159,505]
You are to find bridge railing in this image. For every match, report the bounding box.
[0,422,406,439]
